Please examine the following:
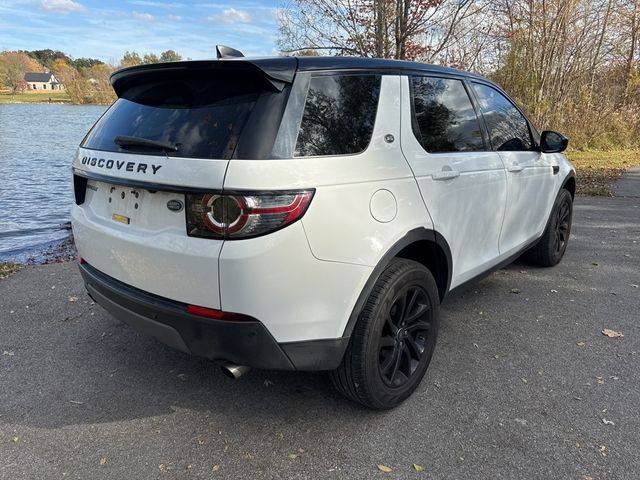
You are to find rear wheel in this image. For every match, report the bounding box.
[526,188,573,267]
[330,259,439,410]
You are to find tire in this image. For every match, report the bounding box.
[526,188,573,267]
[330,258,440,410]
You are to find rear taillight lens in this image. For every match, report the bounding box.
[186,190,314,239]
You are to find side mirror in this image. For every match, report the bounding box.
[540,130,568,153]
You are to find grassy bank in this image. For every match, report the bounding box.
[0,90,72,104]
[0,263,22,280]
[566,150,640,196]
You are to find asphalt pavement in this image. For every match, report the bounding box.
[1,194,639,480]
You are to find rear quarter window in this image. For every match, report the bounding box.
[294,75,381,157]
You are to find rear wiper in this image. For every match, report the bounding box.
[114,135,179,152]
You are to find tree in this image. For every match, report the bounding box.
[278,0,487,61]
[143,53,160,64]
[120,51,142,68]
[0,51,43,93]
[160,50,182,62]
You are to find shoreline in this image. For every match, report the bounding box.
[0,100,107,106]
[0,235,77,266]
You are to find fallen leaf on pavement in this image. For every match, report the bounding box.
[212,465,220,472]
[576,341,586,346]
[511,288,521,294]
[288,453,298,460]
[377,464,393,473]
[68,296,78,303]
[602,329,624,338]
[100,458,107,465]
[2,351,14,356]
[12,437,19,443]
[413,464,424,472]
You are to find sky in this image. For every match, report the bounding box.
[0,0,281,63]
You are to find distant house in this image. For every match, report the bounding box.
[24,72,64,91]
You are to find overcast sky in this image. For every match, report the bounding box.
[0,0,280,62]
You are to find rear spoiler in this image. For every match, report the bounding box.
[110,57,298,96]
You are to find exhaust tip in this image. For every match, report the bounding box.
[221,363,250,379]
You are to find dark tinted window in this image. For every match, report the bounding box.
[411,76,484,153]
[82,73,264,159]
[294,75,381,156]
[471,83,532,151]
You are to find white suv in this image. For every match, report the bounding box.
[71,54,575,409]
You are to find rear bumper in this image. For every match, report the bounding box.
[80,262,348,371]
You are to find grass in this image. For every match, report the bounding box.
[0,90,72,104]
[566,150,640,196]
[0,263,22,280]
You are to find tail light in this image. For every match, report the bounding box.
[186,190,314,239]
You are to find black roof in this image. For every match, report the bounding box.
[24,72,54,82]
[295,56,484,79]
[110,56,489,96]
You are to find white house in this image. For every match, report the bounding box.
[24,72,64,91]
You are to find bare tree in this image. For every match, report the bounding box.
[278,0,488,61]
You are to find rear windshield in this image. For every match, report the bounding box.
[82,73,270,159]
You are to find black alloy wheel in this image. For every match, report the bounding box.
[330,258,440,409]
[526,188,573,267]
[378,285,433,387]
[553,195,571,256]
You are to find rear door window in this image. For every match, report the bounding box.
[471,83,533,151]
[294,75,381,157]
[410,76,485,153]
[82,73,268,159]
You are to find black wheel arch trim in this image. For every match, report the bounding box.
[561,170,576,196]
[340,227,452,340]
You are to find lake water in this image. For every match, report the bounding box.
[0,104,107,261]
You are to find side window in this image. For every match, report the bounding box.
[410,76,484,153]
[294,75,381,157]
[471,83,533,151]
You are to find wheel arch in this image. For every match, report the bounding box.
[341,228,452,339]
[562,171,576,199]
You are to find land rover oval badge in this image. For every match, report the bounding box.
[167,199,184,212]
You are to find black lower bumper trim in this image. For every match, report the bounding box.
[80,263,349,371]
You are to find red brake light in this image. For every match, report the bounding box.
[186,190,314,239]
[186,304,255,322]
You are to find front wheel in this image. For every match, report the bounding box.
[526,188,573,267]
[330,259,440,410]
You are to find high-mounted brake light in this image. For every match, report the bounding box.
[186,190,314,239]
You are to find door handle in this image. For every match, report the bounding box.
[507,164,524,173]
[432,169,460,181]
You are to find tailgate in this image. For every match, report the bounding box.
[71,152,227,309]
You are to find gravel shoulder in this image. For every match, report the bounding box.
[1,195,638,480]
